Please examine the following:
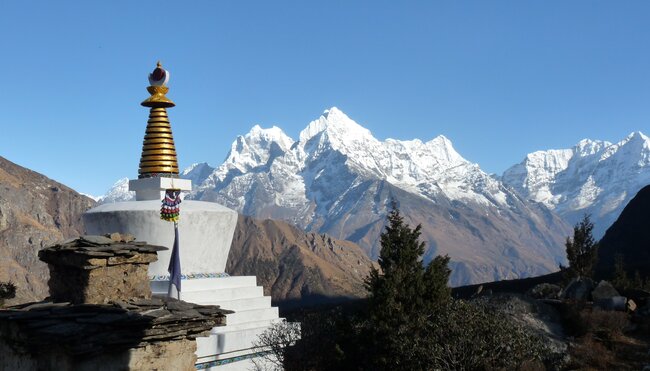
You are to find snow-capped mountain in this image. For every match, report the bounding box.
[502,132,650,238]
[96,177,133,204]
[188,107,570,285]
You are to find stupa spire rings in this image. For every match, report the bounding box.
[138,62,180,178]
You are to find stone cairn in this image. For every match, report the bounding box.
[0,234,232,371]
[38,234,162,304]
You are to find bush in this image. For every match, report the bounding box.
[568,334,615,369]
[252,320,301,371]
[421,299,550,370]
[580,309,629,341]
[0,281,16,307]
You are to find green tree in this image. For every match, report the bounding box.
[364,204,451,369]
[565,214,599,279]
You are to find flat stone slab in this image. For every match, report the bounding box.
[0,297,232,356]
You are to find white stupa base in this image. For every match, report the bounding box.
[151,276,282,370]
[83,200,237,275]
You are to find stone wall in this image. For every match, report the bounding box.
[0,336,197,371]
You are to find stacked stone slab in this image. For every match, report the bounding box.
[38,234,164,304]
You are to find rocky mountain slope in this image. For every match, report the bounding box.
[0,156,95,304]
[228,215,374,306]
[596,184,650,279]
[180,108,570,286]
[503,132,650,238]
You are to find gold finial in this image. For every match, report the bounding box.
[138,62,179,178]
[141,61,174,108]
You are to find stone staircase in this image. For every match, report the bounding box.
[151,276,281,370]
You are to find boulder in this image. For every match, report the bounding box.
[527,283,562,299]
[561,277,594,301]
[591,280,620,302]
[627,299,637,312]
[594,296,627,311]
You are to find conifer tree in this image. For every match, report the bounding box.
[565,214,598,279]
[364,203,450,369]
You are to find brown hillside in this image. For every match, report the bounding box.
[227,215,375,307]
[0,156,95,304]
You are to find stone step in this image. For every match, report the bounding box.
[194,296,272,312]
[179,286,264,304]
[211,318,283,334]
[215,325,273,354]
[195,319,282,361]
[224,307,279,326]
[196,325,269,356]
[150,276,258,294]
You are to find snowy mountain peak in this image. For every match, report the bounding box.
[97,177,133,204]
[222,124,295,174]
[182,162,215,186]
[574,138,610,156]
[244,125,294,150]
[502,132,650,237]
[622,131,649,146]
[299,107,375,145]
[426,135,466,164]
[182,162,211,176]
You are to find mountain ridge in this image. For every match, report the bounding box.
[181,107,571,285]
[99,108,649,285]
[502,131,650,237]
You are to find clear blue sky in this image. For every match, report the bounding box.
[1,1,649,196]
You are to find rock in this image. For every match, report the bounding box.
[561,277,594,301]
[527,283,562,299]
[621,288,650,304]
[594,296,627,311]
[591,280,620,302]
[106,233,136,243]
[627,299,637,312]
[80,235,115,246]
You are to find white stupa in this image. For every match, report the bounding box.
[83,62,281,370]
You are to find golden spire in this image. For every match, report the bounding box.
[138,62,180,178]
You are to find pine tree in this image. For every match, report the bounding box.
[364,203,450,369]
[565,214,599,279]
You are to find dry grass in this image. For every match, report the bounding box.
[565,307,650,370]
[569,334,615,370]
[581,309,629,339]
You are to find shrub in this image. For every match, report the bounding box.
[568,334,614,369]
[252,320,301,371]
[0,281,16,307]
[580,309,629,341]
[422,299,550,370]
